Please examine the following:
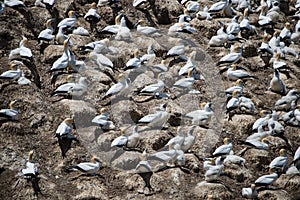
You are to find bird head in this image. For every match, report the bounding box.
[100,107,108,115]
[232,90,240,97]
[133,49,139,58]
[273,30,280,37]
[184,8,189,15]
[231,64,237,70]
[9,100,18,110]
[115,14,122,25]
[276,52,281,60]
[243,8,249,17]
[261,5,267,14]
[64,117,74,125]
[260,110,270,117]
[157,72,165,80]
[200,102,207,109]
[46,19,53,28]
[103,38,110,46]
[10,63,19,70]
[117,73,125,82]
[262,33,269,43]
[66,75,75,83]
[189,51,197,60]
[28,150,34,161]
[68,10,76,18]
[279,149,287,156]
[285,22,291,29]
[235,79,244,86]
[161,59,167,65]
[261,138,270,144]
[251,184,256,190]
[91,156,100,163]
[91,2,97,8]
[233,44,241,53]
[223,137,231,144]
[137,19,145,26]
[187,68,193,78]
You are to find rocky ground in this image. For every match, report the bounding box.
[0,0,300,199]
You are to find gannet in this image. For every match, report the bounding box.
[226,90,241,114]
[104,73,130,98]
[57,10,77,29]
[280,22,292,42]
[135,149,153,191]
[269,69,286,95]
[268,111,284,135]
[208,0,229,13]
[9,36,32,59]
[72,27,89,36]
[293,146,300,164]
[21,150,41,196]
[242,184,258,199]
[139,72,165,96]
[224,154,246,165]
[0,63,22,81]
[51,75,76,96]
[101,14,121,35]
[196,6,212,20]
[81,38,110,53]
[185,102,214,126]
[67,156,101,175]
[138,103,169,128]
[181,125,196,152]
[165,127,185,147]
[178,8,191,23]
[252,110,271,131]
[115,16,132,41]
[38,19,54,43]
[165,39,185,60]
[178,51,196,76]
[111,129,128,147]
[150,143,185,166]
[291,20,300,43]
[0,100,18,120]
[42,0,55,10]
[255,168,278,186]
[212,138,233,157]
[92,108,115,130]
[136,19,159,35]
[269,149,288,172]
[225,79,244,96]
[17,72,31,85]
[258,33,274,55]
[56,117,75,137]
[55,26,68,45]
[152,60,168,73]
[281,103,300,126]
[204,158,216,171]
[141,44,156,65]
[275,89,299,111]
[173,68,195,90]
[4,0,25,7]
[266,3,280,23]
[89,51,114,71]
[227,64,255,81]
[125,49,141,70]
[226,16,240,35]
[111,126,140,148]
[239,96,255,113]
[50,39,70,72]
[217,45,242,65]
[84,2,100,22]
[176,22,196,34]
[243,137,271,150]
[67,77,88,97]
[185,1,200,12]
[272,52,287,69]
[208,32,237,47]
[240,8,258,35]
[204,157,225,182]
[246,126,273,141]
[258,5,273,27]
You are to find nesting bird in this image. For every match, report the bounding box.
[0,100,19,120]
[92,108,115,130]
[84,2,100,32]
[269,69,286,95]
[217,45,242,66]
[67,156,101,175]
[138,103,169,129]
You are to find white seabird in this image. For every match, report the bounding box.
[104,73,130,98]
[67,156,101,175]
[252,110,271,131]
[226,16,240,35]
[185,1,200,12]
[269,149,288,172]
[275,89,299,111]
[4,0,25,7]
[125,49,141,70]
[242,184,258,199]
[101,14,121,35]
[226,64,255,81]
[240,8,258,35]
[255,168,278,186]
[173,68,195,90]
[217,45,242,65]
[0,63,22,81]
[225,79,244,96]
[165,39,185,60]
[136,19,160,36]
[204,158,225,182]
[55,26,68,45]
[152,60,168,73]
[246,126,273,141]
[273,52,287,70]
[185,102,214,126]
[9,36,32,59]
[38,19,54,43]
[181,125,196,152]
[51,75,76,96]
[196,6,212,20]
[138,103,169,128]
[178,51,196,76]
[212,138,233,157]
[139,72,165,96]
[258,5,273,27]
[258,33,274,55]
[243,137,271,150]
[135,149,153,191]
[92,108,115,130]
[57,10,77,29]
[226,90,241,114]
[115,16,132,41]
[280,22,292,42]
[50,39,70,72]
[111,126,140,148]
[269,69,286,95]
[165,126,185,147]
[0,100,18,120]
[55,117,75,137]
[141,44,156,65]
[67,77,88,97]
[239,96,255,113]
